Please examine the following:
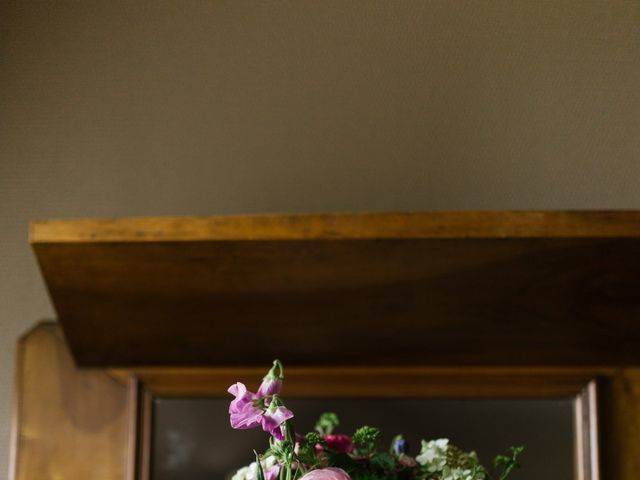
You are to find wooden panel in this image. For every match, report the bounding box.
[33,225,640,366]
[10,323,130,480]
[599,369,640,479]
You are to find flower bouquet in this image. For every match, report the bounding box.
[228,361,523,480]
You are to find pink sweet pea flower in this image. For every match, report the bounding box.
[228,381,294,439]
[300,468,351,480]
[229,382,255,412]
[228,382,263,429]
[257,359,284,398]
[262,402,294,440]
[257,376,283,397]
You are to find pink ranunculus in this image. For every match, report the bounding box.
[322,434,353,453]
[300,468,351,480]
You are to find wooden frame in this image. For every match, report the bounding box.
[14,212,640,479]
[119,366,602,480]
[11,323,640,480]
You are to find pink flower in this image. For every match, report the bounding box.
[300,468,351,480]
[227,382,294,439]
[257,376,282,397]
[262,402,294,440]
[228,382,262,429]
[321,434,353,453]
[264,465,281,480]
[257,359,284,397]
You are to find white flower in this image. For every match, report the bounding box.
[231,464,252,480]
[442,467,481,480]
[416,440,485,480]
[416,438,449,472]
[231,455,278,480]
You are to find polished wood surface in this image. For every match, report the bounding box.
[30,211,640,241]
[31,211,640,367]
[9,323,129,480]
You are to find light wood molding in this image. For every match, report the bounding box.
[10,323,129,480]
[109,366,612,398]
[30,211,640,242]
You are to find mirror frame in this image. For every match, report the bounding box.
[119,367,601,480]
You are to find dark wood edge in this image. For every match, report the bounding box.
[127,377,154,480]
[126,375,140,480]
[139,387,153,480]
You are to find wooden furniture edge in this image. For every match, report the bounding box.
[10,322,130,480]
[109,366,615,397]
[126,366,604,480]
[15,323,640,480]
[30,210,640,243]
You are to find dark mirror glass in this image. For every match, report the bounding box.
[152,397,574,480]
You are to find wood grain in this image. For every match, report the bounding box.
[599,369,640,479]
[33,234,640,366]
[30,211,640,242]
[9,323,130,480]
[110,366,609,398]
[9,324,617,480]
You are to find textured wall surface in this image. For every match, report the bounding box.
[1,1,639,477]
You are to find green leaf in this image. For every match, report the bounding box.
[254,451,265,480]
[327,452,358,473]
[315,412,340,435]
[352,426,382,456]
[493,446,524,480]
[297,432,325,466]
[371,452,395,471]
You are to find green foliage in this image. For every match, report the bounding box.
[315,412,340,435]
[254,451,265,480]
[371,452,395,471]
[297,432,325,466]
[493,446,524,480]
[347,451,414,480]
[327,452,358,472]
[350,471,390,480]
[267,436,294,466]
[352,426,382,456]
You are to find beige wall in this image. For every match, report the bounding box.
[1,1,639,477]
